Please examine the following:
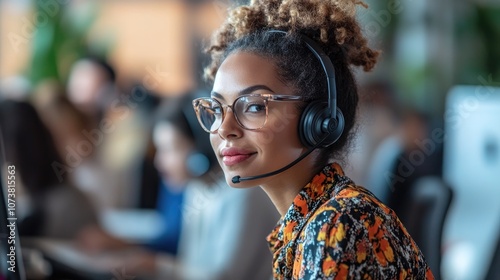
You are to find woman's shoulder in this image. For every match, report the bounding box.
[298,183,432,278]
[310,183,394,223]
[302,182,406,252]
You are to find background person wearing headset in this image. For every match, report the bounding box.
[191,0,434,279]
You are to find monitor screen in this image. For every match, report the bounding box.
[442,85,500,280]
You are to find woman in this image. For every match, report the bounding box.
[192,0,434,279]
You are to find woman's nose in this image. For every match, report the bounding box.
[217,108,242,140]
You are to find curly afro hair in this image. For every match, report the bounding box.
[204,0,380,168]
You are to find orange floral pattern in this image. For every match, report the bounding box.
[267,163,434,279]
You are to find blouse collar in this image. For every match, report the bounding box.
[267,162,351,252]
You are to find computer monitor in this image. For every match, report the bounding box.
[442,85,500,280]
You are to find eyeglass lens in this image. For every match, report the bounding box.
[196,96,268,132]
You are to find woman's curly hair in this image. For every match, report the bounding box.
[204,0,380,168]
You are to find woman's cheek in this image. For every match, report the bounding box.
[210,134,219,153]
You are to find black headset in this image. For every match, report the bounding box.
[268,30,345,148]
[181,95,215,177]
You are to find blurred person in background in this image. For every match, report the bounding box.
[386,108,443,216]
[78,94,279,280]
[32,80,119,212]
[0,99,98,239]
[355,81,403,203]
[32,80,91,161]
[65,56,153,209]
[66,55,119,126]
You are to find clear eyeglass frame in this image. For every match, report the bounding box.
[192,93,305,133]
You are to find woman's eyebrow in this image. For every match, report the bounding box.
[211,91,225,101]
[240,85,275,95]
[211,85,275,100]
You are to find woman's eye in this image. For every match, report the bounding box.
[211,105,223,114]
[245,103,265,113]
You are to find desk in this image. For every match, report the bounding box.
[100,209,165,243]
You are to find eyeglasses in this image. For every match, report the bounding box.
[192,94,305,133]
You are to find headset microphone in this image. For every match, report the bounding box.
[231,134,329,184]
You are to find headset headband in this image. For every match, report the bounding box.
[266,30,337,119]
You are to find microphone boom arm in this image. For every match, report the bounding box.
[231,134,330,184]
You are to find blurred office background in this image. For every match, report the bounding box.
[0,0,499,280]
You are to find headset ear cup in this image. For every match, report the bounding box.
[299,101,344,148]
[328,108,344,147]
[299,101,326,148]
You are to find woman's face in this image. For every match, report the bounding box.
[153,122,194,186]
[211,51,309,188]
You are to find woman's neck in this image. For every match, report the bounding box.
[259,154,320,216]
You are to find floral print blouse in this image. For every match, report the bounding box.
[267,163,434,279]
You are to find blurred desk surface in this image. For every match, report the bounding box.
[100,209,165,243]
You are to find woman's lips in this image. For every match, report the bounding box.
[221,147,256,166]
[222,154,254,166]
